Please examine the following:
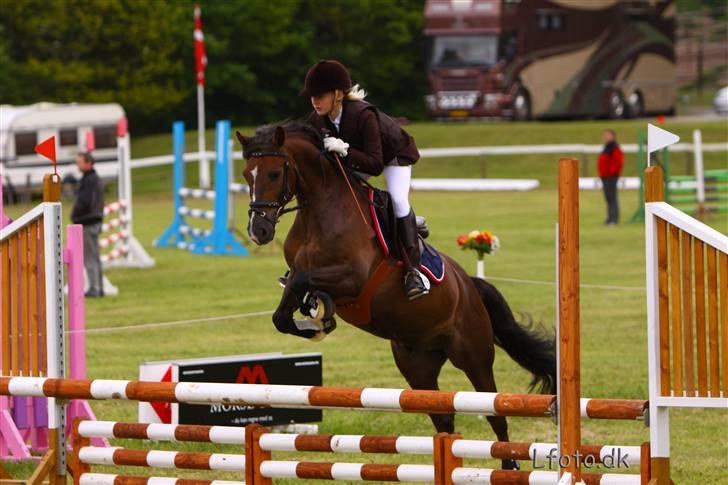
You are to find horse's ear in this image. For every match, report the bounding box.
[273,126,286,147]
[235,131,250,147]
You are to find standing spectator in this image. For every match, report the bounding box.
[597,129,624,225]
[71,152,105,297]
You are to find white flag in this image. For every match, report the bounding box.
[647,123,680,154]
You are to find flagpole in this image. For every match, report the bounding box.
[194,4,210,189]
[197,83,209,188]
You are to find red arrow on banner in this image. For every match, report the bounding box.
[35,136,57,163]
[150,366,174,423]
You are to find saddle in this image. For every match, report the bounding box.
[368,188,445,284]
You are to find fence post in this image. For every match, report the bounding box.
[245,424,272,485]
[645,166,665,203]
[558,158,581,482]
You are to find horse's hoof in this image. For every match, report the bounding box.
[294,318,324,333]
[309,292,335,321]
[502,459,520,470]
[308,330,327,342]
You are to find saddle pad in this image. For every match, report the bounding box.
[368,188,445,284]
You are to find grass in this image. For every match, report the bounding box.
[3,118,727,483]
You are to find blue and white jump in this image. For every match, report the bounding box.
[155,120,248,256]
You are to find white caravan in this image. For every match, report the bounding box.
[0,102,126,190]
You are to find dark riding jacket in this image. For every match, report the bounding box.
[71,169,105,225]
[308,100,419,176]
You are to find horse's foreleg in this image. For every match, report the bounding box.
[292,263,361,299]
[287,264,361,318]
[272,282,324,340]
[390,341,454,433]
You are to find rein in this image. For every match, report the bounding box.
[330,152,370,229]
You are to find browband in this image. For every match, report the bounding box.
[247,150,287,158]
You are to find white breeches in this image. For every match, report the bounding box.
[384,164,412,218]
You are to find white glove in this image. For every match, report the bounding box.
[324,137,349,157]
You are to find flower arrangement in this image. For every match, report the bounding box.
[456,230,499,278]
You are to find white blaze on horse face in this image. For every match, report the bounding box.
[249,165,259,242]
[250,166,258,202]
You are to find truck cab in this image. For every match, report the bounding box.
[424,0,519,119]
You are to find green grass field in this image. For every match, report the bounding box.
[4,118,727,483]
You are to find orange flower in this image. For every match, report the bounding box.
[456,234,468,246]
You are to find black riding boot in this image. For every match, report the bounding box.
[397,210,429,300]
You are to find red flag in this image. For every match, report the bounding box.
[35,136,57,174]
[194,5,207,86]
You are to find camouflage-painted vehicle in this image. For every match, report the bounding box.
[424,0,676,120]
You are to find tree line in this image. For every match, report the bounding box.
[0,0,427,133]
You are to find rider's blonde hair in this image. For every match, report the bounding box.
[345,84,367,101]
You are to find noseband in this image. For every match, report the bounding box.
[247,150,302,223]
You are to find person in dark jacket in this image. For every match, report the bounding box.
[597,129,624,225]
[71,152,105,297]
[302,59,428,300]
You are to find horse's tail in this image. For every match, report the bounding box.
[470,277,557,394]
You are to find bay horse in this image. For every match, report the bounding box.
[236,122,555,470]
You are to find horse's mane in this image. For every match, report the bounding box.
[244,119,369,194]
[244,119,323,158]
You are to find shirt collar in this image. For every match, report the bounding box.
[329,109,342,130]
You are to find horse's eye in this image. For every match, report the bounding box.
[269,170,282,181]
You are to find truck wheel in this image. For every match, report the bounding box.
[608,90,626,119]
[627,91,644,119]
[512,89,531,121]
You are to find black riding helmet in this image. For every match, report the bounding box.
[300,60,352,97]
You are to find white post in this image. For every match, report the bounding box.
[117,134,133,263]
[198,83,210,189]
[43,201,67,475]
[476,258,484,279]
[693,129,705,213]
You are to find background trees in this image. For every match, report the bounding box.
[0,0,426,132]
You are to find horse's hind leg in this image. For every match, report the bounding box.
[446,334,520,470]
[390,341,454,433]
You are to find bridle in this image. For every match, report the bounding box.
[246,150,303,224]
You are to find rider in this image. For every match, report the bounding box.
[301,59,429,300]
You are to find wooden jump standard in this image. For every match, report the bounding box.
[643,165,728,485]
[1,175,66,485]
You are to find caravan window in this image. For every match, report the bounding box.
[94,125,117,149]
[60,129,77,147]
[15,132,37,156]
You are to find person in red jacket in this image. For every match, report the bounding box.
[597,129,624,225]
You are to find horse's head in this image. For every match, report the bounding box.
[236,126,297,245]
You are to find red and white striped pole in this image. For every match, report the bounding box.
[194,4,210,189]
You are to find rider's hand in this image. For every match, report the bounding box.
[324,137,349,157]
